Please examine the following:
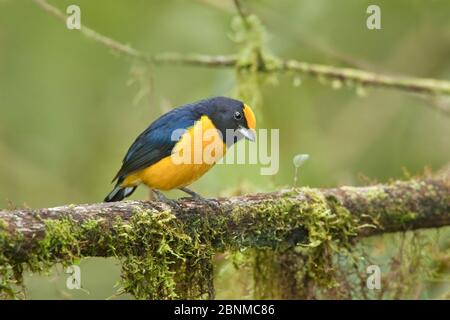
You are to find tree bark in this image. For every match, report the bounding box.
[0,178,448,257]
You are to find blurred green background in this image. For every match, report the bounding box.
[0,0,449,299]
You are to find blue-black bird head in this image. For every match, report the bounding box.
[199,96,256,144]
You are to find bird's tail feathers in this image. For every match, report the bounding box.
[104,184,137,202]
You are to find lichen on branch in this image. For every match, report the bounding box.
[0,178,448,299]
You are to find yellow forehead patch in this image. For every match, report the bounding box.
[243,104,256,129]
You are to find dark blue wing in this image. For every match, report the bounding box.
[113,105,200,182]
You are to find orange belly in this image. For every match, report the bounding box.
[123,157,216,190]
[121,115,226,190]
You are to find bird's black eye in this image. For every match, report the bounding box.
[234,111,242,120]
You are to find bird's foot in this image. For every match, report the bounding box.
[178,187,221,212]
[152,190,181,210]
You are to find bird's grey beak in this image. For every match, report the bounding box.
[237,126,256,141]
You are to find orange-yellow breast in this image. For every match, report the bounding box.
[121,115,226,190]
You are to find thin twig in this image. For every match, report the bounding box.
[33,0,450,104]
[281,60,450,97]
[233,0,251,29]
[33,0,148,60]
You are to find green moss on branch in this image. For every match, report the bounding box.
[0,178,448,299]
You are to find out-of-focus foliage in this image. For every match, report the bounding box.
[0,0,448,299]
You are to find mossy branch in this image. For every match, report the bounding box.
[0,177,449,298]
[1,178,448,254]
[33,0,450,101]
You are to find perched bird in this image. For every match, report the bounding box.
[104,96,256,203]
